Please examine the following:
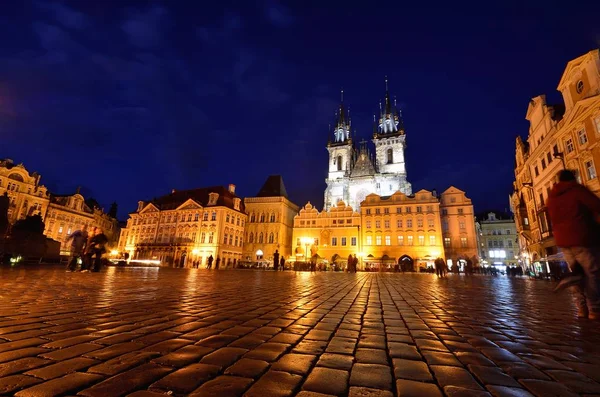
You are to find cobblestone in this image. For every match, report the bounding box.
[2,266,600,396]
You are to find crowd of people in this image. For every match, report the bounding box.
[66,225,108,272]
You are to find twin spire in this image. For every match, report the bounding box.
[330,77,404,145]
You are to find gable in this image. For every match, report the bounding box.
[140,203,159,214]
[560,96,598,127]
[175,199,203,211]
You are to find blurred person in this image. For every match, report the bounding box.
[65,225,88,272]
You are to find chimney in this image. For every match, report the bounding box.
[228,184,236,194]
[137,201,145,212]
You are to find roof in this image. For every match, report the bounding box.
[149,186,245,213]
[256,175,289,198]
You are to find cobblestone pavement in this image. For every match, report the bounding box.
[2,267,600,397]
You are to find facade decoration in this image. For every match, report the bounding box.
[119,184,246,267]
[243,175,299,263]
[324,80,412,212]
[511,49,600,268]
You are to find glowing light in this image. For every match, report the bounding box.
[110,250,118,256]
[192,248,199,255]
[256,249,264,256]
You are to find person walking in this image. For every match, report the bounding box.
[65,225,88,272]
[207,255,213,269]
[280,255,285,271]
[273,250,280,271]
[547,169,600,319]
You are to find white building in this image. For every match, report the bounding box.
[324,82,412,212]
[477,212,518,270]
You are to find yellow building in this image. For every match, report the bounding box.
[120,184,246,268]
[45,191,119,254]
[360,190,444,271]
[440,186,478,270]
[511,49,600,267]
[292,201,361,269]
[243,175,299,264]
[0,159,118,254]
[0,159,49,223]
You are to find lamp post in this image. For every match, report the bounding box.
[553,150,566,170]
[301,237,311,263]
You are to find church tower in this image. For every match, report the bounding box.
[372,78,412,196]
[324,90,354,211]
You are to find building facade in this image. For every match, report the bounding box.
[440,186,479,269]
[324,83,412,212]
[477,212,518,270]
[291,201,361,268]
[0,159,118,254]
[120,185,246,267]
[511,49,600,266]
[360,190,444,270]
[243,175,299,263]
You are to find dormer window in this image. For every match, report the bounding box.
[233,198,241,211]
[208,192,219,206]
[576,80,584,94]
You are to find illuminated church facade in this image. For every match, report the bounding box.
[324,81,412,212]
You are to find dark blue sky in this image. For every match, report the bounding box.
[2,1,599,219]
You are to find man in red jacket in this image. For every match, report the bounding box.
[547,170,600,319]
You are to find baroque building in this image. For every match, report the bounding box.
[439,187,479,269]
[243,175,299,263]
[324,82,412,212]
[0,159,118,254]
[476,212,518,270]
[511,49,600,267]
[119,184,246,267]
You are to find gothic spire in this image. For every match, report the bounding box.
[330,87,351,145]
[375,77,405,137]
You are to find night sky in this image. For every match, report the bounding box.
[2,1,599,220]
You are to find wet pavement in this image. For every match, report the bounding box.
[1,265,600,397]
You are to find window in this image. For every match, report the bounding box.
[565,138,574,153]
[366,236,372,245]
[576,80,584,94]
[341,237,347,246]
[384,208,389,214]
[351,237,357,246]
[224,234,228,244]
[375,208,380,214]
[595,116,600,134]
[226,214,230,223]
[260,214,265,222]
[67,227,72,235]
[450,197,456,203]
[458,208,463,215]
[386,148,393,164]
[258,233,264,243]
[418,235,425,245]
[366,209,371,215]
[332,237,337,246]
[444,237,451,247]
[268,233,274,243]
[250,213,255,222]
[459,221,465,230]
[59,225,63,234]
[346,219,352,224]
[376,183,380,189]
[586,160,597,180]
[407,236,413,245]
[406,207,411,213]
[397,219,403,228]
[397,236,404,245]
[208,232,214,243]
[396,208,401,214]
[195,213,199,221]
[429,235,435,245]
[416,206,422,213]
[375,220,381,228]
[270,213,275,222]
[211,211,216,221]
[384,220,390,228]
[407,219,413,228]
[417,218,423,228]
[547,152,552,164]
[541,158,546,169]
[337,155,342,171]
[366,220,372,228]
[234,236,238,246]
[578,128,588,145]
[376,236,382,245]
[426,205,433,212]
[461,237,467,247]
[534,166,539,177]
[428,218,434,228]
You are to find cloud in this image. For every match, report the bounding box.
[264,2,293,28]
[122,5,167,48]
[36,2,87,30]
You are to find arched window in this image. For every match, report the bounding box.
[270,213,275,222]
[387,148,393,164]
[250,213,256,222]
[260,213,265,222]
[259,232,264,243]
[337,155,342,171]
[248,232,253,243]
[268,233,274,243]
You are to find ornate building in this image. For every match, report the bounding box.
[476,212,518,270]
[0,159,118,254]
[440,187,478,269]
[324,82,412,212]
[511,49,600,267]
[243,175,299,263]
[292,201,361,267]
[119,184,246,267]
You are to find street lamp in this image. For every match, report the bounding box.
[553,150,566,170]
